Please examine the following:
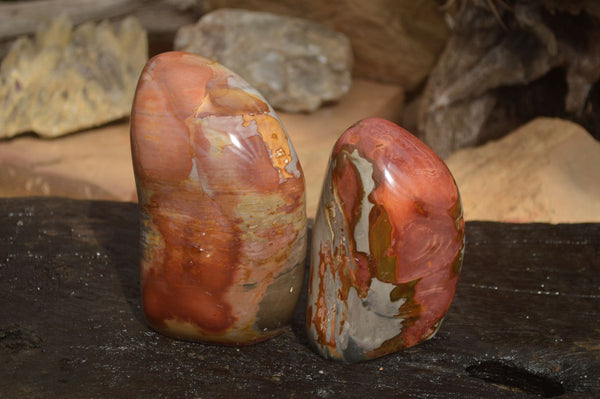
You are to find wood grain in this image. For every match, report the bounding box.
[0,0,136,41]
[1,197,598,398]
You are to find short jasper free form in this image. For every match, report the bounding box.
[130,52,307,344]
[307,118,465,362]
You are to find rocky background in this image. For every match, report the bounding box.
[0,0,599,222]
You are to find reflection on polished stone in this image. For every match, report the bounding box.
[130,51,307,345]
[307,118,464,362]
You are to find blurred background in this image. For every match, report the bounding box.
[1,0,599,222]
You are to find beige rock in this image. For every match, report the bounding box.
[203,0,449,89]
[0,15,147,138]
[446,118,600,223]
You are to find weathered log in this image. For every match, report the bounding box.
[0,0,137,41]
[1,197,598,398]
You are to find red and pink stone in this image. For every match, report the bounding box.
[306,118,464,362]
[130,52,307,344]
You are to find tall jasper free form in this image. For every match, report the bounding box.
[307,118,465,362]
[130,52,307,344]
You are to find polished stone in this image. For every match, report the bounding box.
[307,118,464,362]
[130,51,307,344]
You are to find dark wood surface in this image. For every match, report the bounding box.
[1,197,598,398]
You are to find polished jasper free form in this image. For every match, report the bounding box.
[130,52,307,344]
[307,118,465,362]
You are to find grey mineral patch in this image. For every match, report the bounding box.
[175,8,353,113]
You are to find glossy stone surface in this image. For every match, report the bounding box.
[307,118,464,362]
[130,51,307,345]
